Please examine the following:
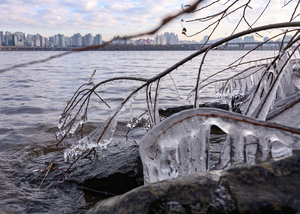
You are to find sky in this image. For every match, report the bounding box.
[0,0,300,41]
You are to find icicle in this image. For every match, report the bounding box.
[215,82,217,94]
[230,79,234,96]
[56,106,87,138]
[154,80,161,125]
[63,92,137,162]
[130,99,133,123]
[250,53,289,120]
[245,135,258,164]
[293,54,300,69]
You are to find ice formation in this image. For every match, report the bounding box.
[139,51,300,184]
[63,104,121,162]
[139,108,300,184]
[58,47,300,184]
[267,92,300,128]
[214,53,299,117]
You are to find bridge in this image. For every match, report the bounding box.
[180,41,289,50]
[0,41,290,51]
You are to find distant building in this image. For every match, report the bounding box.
[58,34,65,47]
[72,33,82,47]
[83,33,93,46]
[0,31,3,46]
[7,35,16,46]
[15,40,24,46]
[202,35,209,43]
[45,37,49,47]
[113,35,128,44]
[154,34,171,45]
[243,35,254,42]
[94,34,102,45]
[26,34,34,46]
[5,31,12,45]
[284,35,293,42]
[14,32,25,41]
[230,37,243,43]
[35,37,40,46]
[40,37,45,47]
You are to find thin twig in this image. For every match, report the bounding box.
[39,163,53,187]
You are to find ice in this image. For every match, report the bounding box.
[63,101,127,162]
[267,92,300,128]
[224,51,300,120]
[139,108,300,184]
[146,81,161,127]
[154,80,161,125]
[245,135,258,164]
[292,69,300,90]
[271,141,293,158]
[129,99,133,122]
[249,53,296,120]
[56,107,87,138]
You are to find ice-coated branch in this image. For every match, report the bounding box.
[64,22,300,153]
[194,47,211,108]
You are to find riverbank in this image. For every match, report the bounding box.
[0,44,280,51]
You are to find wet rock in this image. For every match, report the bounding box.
[16,140,143,195]
[89,152,300,214]
[0,210,19,214]
[66,140,144,194]
[159,102,229,118]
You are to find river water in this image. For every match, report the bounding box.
[0,50,278,213]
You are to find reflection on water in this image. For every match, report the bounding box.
[0,50,276,213]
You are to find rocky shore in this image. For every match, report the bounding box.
[89,152,300,214]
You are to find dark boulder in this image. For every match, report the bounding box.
[159,102,229,118]
[16,140,143,195]
[89,152,300,214]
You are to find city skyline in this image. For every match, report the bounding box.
[0,30,188,47]
[0,28,292,49]
[1,1,300,42]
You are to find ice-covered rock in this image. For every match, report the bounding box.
[139,108,300,184]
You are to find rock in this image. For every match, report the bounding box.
[0,210,19,214]
[159,102,229,118]
[89,152,300,214]
[66,140,144,194]
[16,140,143,195]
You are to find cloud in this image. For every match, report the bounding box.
[0,0,300,41]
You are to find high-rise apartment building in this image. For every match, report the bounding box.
[58,34,65,47]
[94,34,102,45]
[0,31,3,46]
[72,33,82,47]
[153,32,178,45]
[14,32,25,41]
[83,33,93,46]
[170,33,179,45]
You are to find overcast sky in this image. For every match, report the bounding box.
[1,0,299,41]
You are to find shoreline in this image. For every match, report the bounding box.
[0,44,281,51]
